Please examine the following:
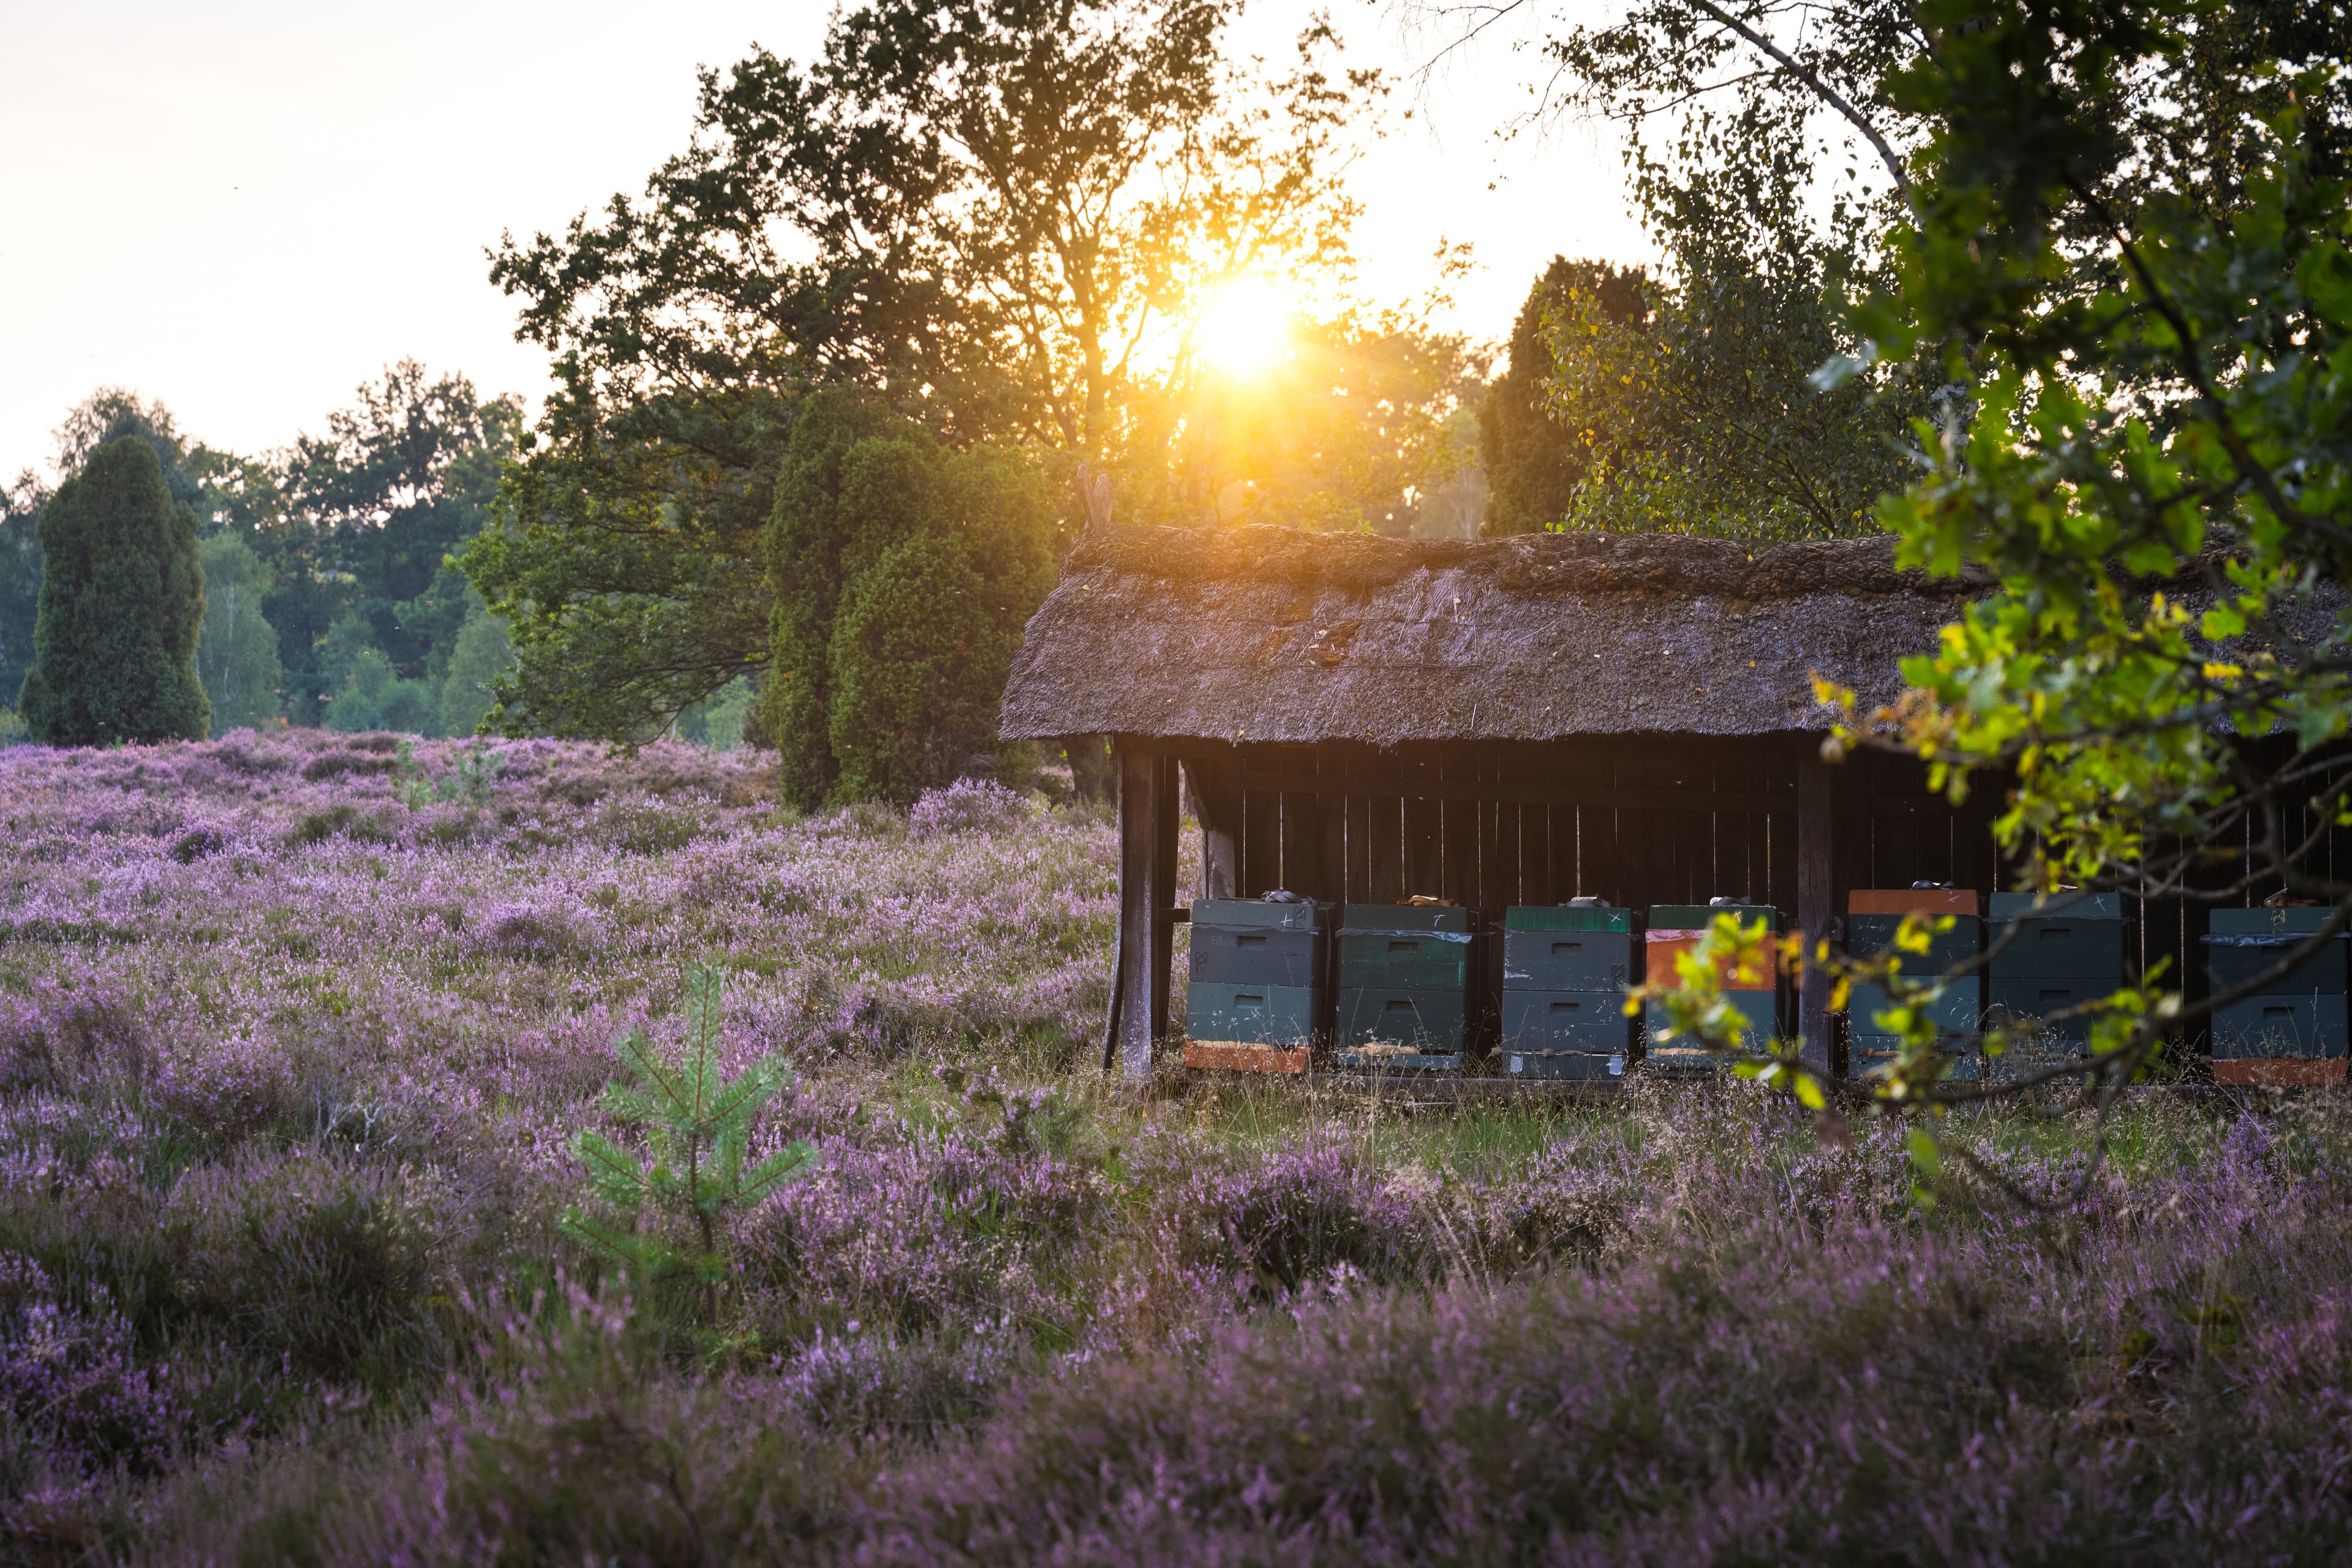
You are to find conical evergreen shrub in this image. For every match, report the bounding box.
[18,436,210,745]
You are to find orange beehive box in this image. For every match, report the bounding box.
[1849,888,1982,916]
[1183,1041,1311,1075]
[1643,932,1776,992]
[2213,1058,2348,1087]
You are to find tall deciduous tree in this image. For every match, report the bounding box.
[470,0,1379,740]
[273,363,521,722]
[196,531,283,734]
[18,438,209,745]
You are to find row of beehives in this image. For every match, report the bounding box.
[1177,888,2351,1085]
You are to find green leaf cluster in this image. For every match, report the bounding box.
[467,1,1392,737]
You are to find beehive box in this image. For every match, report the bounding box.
[1646,903,1778,991]
[2209,995,2350,1061]
[1985,893,2124,1048]
[1850,1039,1981,1080]
[1335,929,1472,990]
[1336,987,1469,1053]
[1333,906,1473,1071]
[1189,922,1327,988]
[1642,989,1777,1063]
[1502,903,1636,991]
[1849,888,1981,916]
[2204,908,2349,992]
[1505,1046,1624,1081]
[1185,899,1332,1071]
[2203,908,2350,1079]
[1844,908,1984,1040]
[1500,990,1633,1055]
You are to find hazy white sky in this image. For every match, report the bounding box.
[0,1,1646,481]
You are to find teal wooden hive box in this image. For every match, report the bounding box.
[1186,899,1332,1049]
[2204,908,2350,1074]
[1501,901,1636,1080]
[1987,892,2124,1049]
[1335,904,1472,1072]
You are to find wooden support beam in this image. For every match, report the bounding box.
[1183,755,1243,901]
[1106,742,1180,1083]
[1796,738,1838,1077]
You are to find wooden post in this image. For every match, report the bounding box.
[1106,740,1180,1083]
[1796,736,1838,1077]
[1183,753,1243,900]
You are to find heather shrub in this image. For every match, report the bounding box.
[162,1153,453,1396]
[299,748,399,782]
[0,1254,180,1482]
[734,1120,1110,1351]
[584,794,714,855]
[126,1292,850,1567]
[470,898,605,960]
[288,804,399,845]
[167,823,225,863]
[0,975,148,1094]
[868,1147,2350,1565]
[907,777,1029,839]
[1177,1143,1434,1297]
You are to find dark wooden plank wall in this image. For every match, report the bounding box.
[1161,733,2352,1070]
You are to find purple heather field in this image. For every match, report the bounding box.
[0,728,2348,1564]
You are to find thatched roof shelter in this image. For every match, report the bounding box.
[1007,525,2335,1085]
[1001,527,1985,747]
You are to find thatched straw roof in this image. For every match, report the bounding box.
[1000,526,1989,745]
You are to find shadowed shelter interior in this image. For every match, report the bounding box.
[1000,524,2280,1080]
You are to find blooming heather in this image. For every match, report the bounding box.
[0,731,2345,1561]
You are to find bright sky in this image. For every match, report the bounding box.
[0,1,1646,482]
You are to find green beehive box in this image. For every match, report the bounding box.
[1193,898,1333,932]
[2204,933,2349,995]
[1334,1047,1465,1074]
[1341,904,1475,935]
[1337,929,1473,990]
[2211,995,2350,1060]
[1989,892,2124,921]
[1501,990,1634,1055]
[1985,978,2105,1047]
[1988,919,2126,979]
[1848,912,1983,970]
[1191,922,1327,987]
[1337,987,1469,1052]
[1505,1047,1624,1082]
[1845,975,1983,1038]
[1504,903,1637,933]
[1186,982,1319,1046]
[1643,989,1776,1056]
[1503,929,1634,990]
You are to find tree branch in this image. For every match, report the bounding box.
[1684,0,1916,217]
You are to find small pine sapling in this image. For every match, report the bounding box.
[393,737,507,809]
[562,964,813,1332]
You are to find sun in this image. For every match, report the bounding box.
[1194,277,1292,376]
